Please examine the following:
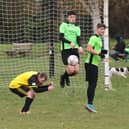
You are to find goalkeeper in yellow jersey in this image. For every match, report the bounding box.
[9,71,54,114]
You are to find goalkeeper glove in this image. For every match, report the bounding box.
[99,49,108,59]
[101,49,108,54]
[99,53,105,59]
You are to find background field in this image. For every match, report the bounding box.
[1,41,129,129]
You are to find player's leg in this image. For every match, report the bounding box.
[64,64,80,86]
[70,49,80,75]
[73,63,80,74]
[15,86,36,114]
[60,67,72,87]
[65,65,75,86]
[84,63,98,113]
[87,80,97,105]
[86,80,97,113]
[66,63,79,74]
[60,49,80,87]
[60,49,70,87]
[66,50,80,85]
[20,87,36,114]
[9,86,36,114]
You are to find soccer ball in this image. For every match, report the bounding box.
[67,55,79,65]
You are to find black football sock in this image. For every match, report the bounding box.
[63,71,71,86]
[21,97,33,112]
[63,71,69,78]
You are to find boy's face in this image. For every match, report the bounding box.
[38,76,46,84]
[97,27,105,36]
[67,15,76,23]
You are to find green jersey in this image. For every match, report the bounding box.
[59,22,80,50]
[85,35,103,66]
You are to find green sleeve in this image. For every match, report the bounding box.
[88,36,96,47]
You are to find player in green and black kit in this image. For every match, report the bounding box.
[59,11,83,88]
[85,23,107,112]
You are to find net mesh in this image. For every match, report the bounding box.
[0,0,104,89]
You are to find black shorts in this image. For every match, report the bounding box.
[9,85,30,97]
[85,63,98,82]
[61,48,80,65]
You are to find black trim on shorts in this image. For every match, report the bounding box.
[61,48,80,65]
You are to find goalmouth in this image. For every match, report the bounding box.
[0,0,110,89]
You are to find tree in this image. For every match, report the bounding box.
[109,0,129,38]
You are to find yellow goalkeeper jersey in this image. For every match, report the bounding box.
[9,71,38,89]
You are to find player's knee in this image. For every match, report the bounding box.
[68,67,75,73]
[74,69,79,74]
[27,90,36,98]
[67,69,79,75]
[74,65,80,73]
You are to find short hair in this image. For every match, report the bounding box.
[38,72,48,80]
[67,11,76,16]
[97,23,106,28]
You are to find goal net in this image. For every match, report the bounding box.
[0,0,105,90]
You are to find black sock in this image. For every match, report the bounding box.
[63,71,69,78]
[21,97,33,112]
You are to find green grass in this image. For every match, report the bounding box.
[1,75,129,129]
[1,43,129,129]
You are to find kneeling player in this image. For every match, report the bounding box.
[9,71,54,114]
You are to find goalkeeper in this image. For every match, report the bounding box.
[59,11,83,88]
[9,71,54,114]
[84,23,107,113]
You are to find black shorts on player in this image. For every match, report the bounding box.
[61,48,80,65]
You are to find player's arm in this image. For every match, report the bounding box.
[77,36,81,47]
[86,44,107,58]
[28,76,49,92]
[33,82,54,93]
[86,36,99,55]
[28,75,38,88]
[60,33,76,48]
[76,27,83,53]
[77,36,83,53]
[59,33,71,44]
[86,44,99,55]
[76,27,81,47]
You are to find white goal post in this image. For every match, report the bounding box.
[103,0,111,90]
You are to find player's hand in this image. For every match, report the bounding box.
[78,47,83,53]
[99,52,105,59]
[99,49,108,59]
[101,49,108,54]
[48,82,54,91]
[71,43,75,48]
